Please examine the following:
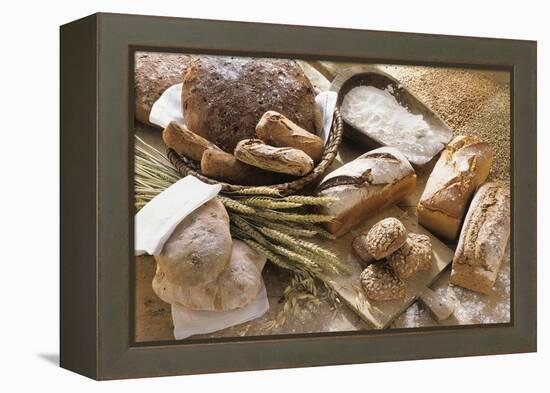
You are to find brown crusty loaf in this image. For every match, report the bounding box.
[450,182,510,294]
[316,147,416,237]
[234,139,314,176]
[162,121,221,161]
[135,52,193,126]
[256,111,325,163]
[417,135,493,240]
[201,149,286,186]
[182,56,320,152]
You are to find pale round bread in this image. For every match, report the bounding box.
[152,198,232,305]
[155,240,266,311]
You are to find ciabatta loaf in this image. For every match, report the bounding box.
[450,182,510,294]
[316,147,416,237]
[417,135,493,240]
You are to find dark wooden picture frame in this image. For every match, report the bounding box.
[60,12,537,380]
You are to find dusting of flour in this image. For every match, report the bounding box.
[341,86,447,164]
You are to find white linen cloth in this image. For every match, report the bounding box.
[134,175,221,256]
[149,82,338,143]
[171,284,269,340]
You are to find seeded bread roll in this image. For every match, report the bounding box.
[182,56,320,152]
[450,182,510,294]
[360,263,406,301]
[417,135,493,240]
[388,234,432,279]
[316,147,416,237]
[135,52,193,126]
[352,218,407,264]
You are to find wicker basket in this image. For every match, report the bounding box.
[167,108,344,195]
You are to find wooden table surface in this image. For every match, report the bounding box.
[134,63,511,343]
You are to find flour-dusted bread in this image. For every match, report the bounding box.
[450,182,510,294]
[135,52,193,126]
[152,198,232,304]
[182,56,320,152]
[316,147,416,237]
[417,135,493,240]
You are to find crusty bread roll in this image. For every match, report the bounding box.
[387,234,432,279]
[360,263,406,301]
[152,198,231,304]
[450,182,510,294]
[316,147,416,237]
[182,56,320,152]
[234,139,314,176]
[417,135,493,240]
[135,52,193,126]
[201,149,285,186]
[162,121,221,161]
[256,111,325,163]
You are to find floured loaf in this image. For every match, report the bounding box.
[316,147,416,237]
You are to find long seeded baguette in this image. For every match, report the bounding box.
[450,182,510,294]
[417,135,493,240]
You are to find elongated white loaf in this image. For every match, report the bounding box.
[417,135,493,240]
[450,182,510,294]
[316,147,416,237]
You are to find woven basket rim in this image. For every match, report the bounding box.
[167,108,344,195]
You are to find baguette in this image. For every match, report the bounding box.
[417,135,493,240]
[316,147,416,237]
[201,149,284,186]
[234,139,314,176]
[162,121,221,161]
[256,111,325,163]
[450,182,510,294]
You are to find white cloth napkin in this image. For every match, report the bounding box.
[134,176,221,256]
[171,284,269,340]
[149,82,338,144]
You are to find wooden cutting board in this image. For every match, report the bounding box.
[316,205,455,329]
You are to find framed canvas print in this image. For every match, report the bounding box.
[60,12,537,380]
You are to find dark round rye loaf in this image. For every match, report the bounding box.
[182,56,319,152]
